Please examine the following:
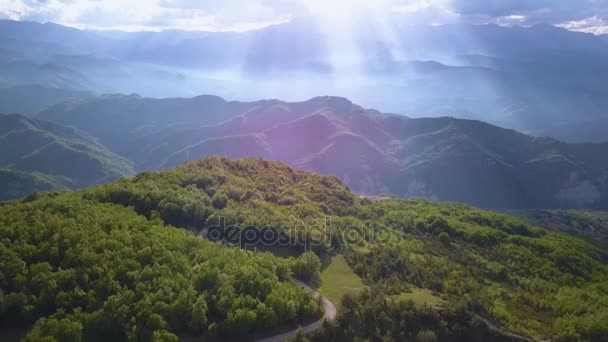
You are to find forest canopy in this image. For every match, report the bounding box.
[1,157,607,341]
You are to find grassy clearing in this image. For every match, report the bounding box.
[394,288,444,308]
[319,254,366,306]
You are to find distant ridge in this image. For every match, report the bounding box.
[0,113,134,199]
[33,94,608,209]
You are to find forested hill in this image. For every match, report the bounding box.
[1,157,607,341]
[35,94,608,209]
[0,113,134,200]
[0,168,70,201]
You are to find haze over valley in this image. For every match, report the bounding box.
[2,18,608,141]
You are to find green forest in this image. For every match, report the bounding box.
[1,157,607,341]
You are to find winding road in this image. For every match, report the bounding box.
[256,279,337,342]
[476,315,532,342]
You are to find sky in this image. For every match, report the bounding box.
[1,0,607,34]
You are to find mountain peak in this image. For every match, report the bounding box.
[307,96,355,113]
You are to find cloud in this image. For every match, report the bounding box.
[0,0,607,34]
[446,0,608,32]
[558,16,608,34]
[448,0,556,17]
[0,0,293,31]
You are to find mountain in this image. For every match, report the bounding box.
[37,94,255,154]
[0,113,134,199]
[511,209,608,245]
[0,168,71,201]
[1,157,607,340]
[534,119,608,143]
[3,19,608,134]
[36,94,608,209]
[0,84,92,115]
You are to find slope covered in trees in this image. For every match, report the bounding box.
[36,94,608,209]
[513,209,608,245]
[0,190,322,341]
[0,113,134,199]
[2,157,606,341]
[0,168,70,201]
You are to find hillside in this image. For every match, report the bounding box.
[534,119,608,143]
[0,85,92,115]
[37,95,608,209]
[0,191,322,341]
[0,113,134,199]
[0,168,71,201]
[512,209,608,245]
[1,157,607,341]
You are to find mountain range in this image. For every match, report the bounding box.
[0,93,597,209]
[2,19,608,140]
[1,19,608,208]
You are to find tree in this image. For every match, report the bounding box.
[222,308,257,336]
[288,327,310,342]
[24,318,83,342]
[189,296,208,333]
[212,192,229,209]
[291,252,321,285]
[416,330,437,342]
[438,232,450,244]
[151,330,178,342]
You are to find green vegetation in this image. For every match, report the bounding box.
[291,252,322,286]
[342,199,608,340]
[307,288,509,342]
[513,209,608,245]
[319,255,365,306]
[1,157,608,341]
[393,288,444,308]
[0,185,322,340]
[84,156,358,256]
[0,168,72,201]
[0,113,134,200]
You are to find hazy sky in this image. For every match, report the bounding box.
[1,0,607,33]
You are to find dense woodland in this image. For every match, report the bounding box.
[1,157,608,341]
[301,289,518,342]
[514,209,608,245]
[0,174,322,340]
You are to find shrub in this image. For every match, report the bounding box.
[438,232,450,244]
[212,192,229,209]
[416,330,438,342]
